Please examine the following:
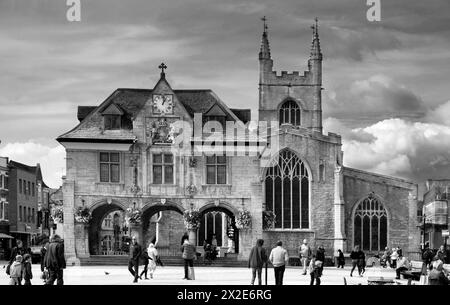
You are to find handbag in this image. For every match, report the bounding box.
[40,269,49,281]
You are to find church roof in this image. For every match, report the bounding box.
[58,88,248,142]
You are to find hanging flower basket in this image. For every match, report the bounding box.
[235,209,252,229]
[51,205,64,223]
[125,206,142,225]
[183,209,201,230]
[74,206,92,224]
[263,210,276,230]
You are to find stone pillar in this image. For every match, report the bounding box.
[408,191,420,254]
[62,178,80,266]
[333,166,346,253]
[238,228,252,260]
[188,228,197,246]
[130,223,142,245]
[74,223,89,258]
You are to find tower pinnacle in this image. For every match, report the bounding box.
[259,16,271,60]
[310,17,322,60]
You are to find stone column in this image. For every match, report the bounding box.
[74,223,89,258]
[333,166,346,253]
[408,191,420,254]
[188,228,197,246]
[62,178,80,266]
[238,228,252,260]
[130,223,142,245]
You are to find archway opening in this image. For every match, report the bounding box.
[199,206,239,254]
[141,204,184,256]
[88,203,127,256]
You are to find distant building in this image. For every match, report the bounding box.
[421,179,450,249]
[0,156,12,259]
[7,161,48,247]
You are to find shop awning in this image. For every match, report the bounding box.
[0,233,14,239]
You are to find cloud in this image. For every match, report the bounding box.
[0,141,65,188]
[324,74,427,125]
[331,118,450,182]
[425,100,450,126]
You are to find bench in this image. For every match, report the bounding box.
[400,260,423,281]
[367,276,395,285]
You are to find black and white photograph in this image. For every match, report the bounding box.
[0,0,450,293]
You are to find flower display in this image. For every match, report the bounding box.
[183,209,201,230]
[263,210,276,230]
[74,206,92,224]
[51,205,64,223]
[235,209,252,229]
[125,206,142,224]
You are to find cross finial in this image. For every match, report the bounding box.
[261,16,268,33]
[158,62,167,74]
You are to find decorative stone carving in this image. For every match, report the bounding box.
[189,156,197,168]
[150,118,175,144]
[186,184,197,197]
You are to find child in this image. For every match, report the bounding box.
[22,254,33,285]
[9,255,23,285]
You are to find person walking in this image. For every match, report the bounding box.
[315,245,326,279]
[269,240,289,285]
[421,243,434,274]
[390,247,399,268]
[139,248,150,280]
[128,236,142,283]
[181,239,196,280]
[248,239,267,285]
[7,240,28,279]
[350,245,361,277]
[308,255,317,285]
[22,254,33,285]
[359,249,366,276]
[337,249,345,268]
[395,250,410,280]
[428,260,450,285]
[43,234,66,285]
[9,255,23,285]
[147,243,158,279]
[299,239,311,275]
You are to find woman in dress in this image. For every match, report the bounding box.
[147,243,158,279]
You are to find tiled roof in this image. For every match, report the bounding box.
[58,88,251,141]
[231,109,251,124]
[77,106,97,122]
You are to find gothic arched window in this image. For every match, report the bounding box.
[353,195,388,252]
[264,150,309,229]
[279,100,301,126]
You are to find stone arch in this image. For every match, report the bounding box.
[140,200,185,250]
[198,201,240,253]
[261,148,314,182]
[88,199,127,255]
[276,96,305,111]
[351,193,390,253]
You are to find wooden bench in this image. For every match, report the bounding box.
[367,276,395,285]
[400,260,423,281]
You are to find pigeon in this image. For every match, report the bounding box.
[104,271,110,275]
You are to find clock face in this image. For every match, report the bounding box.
[153,94,173,114]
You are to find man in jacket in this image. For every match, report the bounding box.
[269,240,289,285]
[7,240,29,278]
[298,239,311,275]
[248,239,267,285]
[44,234,66,285]
[128,236,142,283]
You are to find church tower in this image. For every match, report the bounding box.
[258,18,323,134]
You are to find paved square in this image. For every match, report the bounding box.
[0,261,408,285]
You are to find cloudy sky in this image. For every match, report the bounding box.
[0,0,449,191]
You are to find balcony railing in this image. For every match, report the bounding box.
[423,200,448,225]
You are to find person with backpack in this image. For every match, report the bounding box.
[6,240,29,279]
[299,239,311,275]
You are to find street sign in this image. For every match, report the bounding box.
[442,230,449,237]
